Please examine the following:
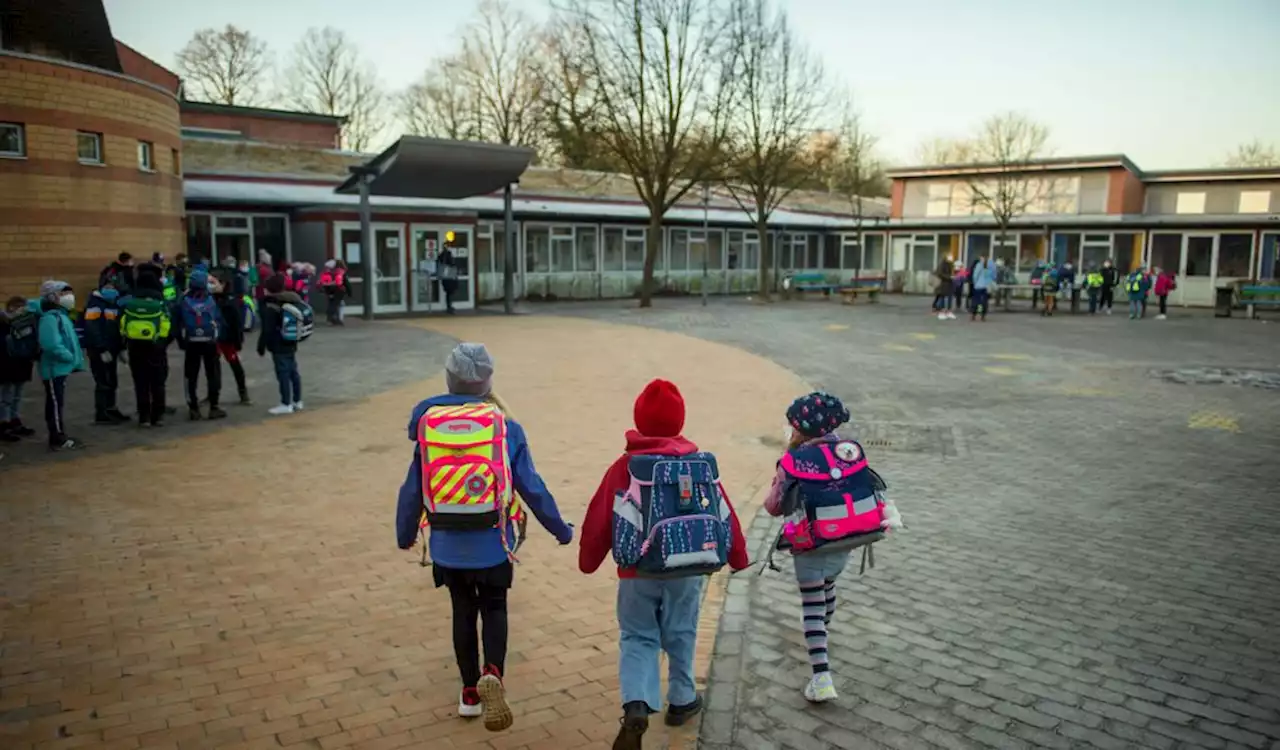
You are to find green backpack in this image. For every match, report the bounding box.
[120,298,171,342]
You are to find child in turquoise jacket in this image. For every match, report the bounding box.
[37,280,85,450]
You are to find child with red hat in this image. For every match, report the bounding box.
[579,379,750,750]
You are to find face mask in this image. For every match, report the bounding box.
[239,265,249,273]
[59,293,75,310]
[99,288,119,302]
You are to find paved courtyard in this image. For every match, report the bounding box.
[2,295,1279,750]
[555,296,1280,749]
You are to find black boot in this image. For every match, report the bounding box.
[238,390,252,406]
[189,406,202,421]
[665,694,703,726]
[612,701,650,750]
[207,405,228,420]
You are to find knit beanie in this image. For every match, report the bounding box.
[188,269,208,291]
[786,391,850,439]
[136,270,162,292]
[445,342,495,397]
[633,379,685,438]
[264,274,286,294]
[40,279,70,301]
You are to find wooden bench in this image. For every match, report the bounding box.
[840,277,885,304]
[996,284,1039,311]
[1241,285,1280,319]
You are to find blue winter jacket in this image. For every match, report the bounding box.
[37,301,84,380]
[971,261,998,290]
[395,394,573,568]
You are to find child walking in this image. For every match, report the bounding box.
[212,270,251,405]
[395,343,573,732]
[765,392,902,702]
[0,297,39,440]
[1153,266,1177,319]
[579,379,750,750]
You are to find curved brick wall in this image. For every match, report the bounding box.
[0,52,183,302]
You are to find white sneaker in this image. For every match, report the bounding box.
[1105,308,1112,315]
[268,404,294,416]
[804,672,838,703]
[1156,314,1166,320]
[458,688,482,719]
[292,401,304,411]
[937,313,947,320]
[947,312,957,320]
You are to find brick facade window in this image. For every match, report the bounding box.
[137,140,154,171]
[77,131,103,164]
[0,123,24,158]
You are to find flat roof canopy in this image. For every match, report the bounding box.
[335,136,534,200]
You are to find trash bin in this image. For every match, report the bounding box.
[1214,286,1234,318]
[1070,286,1081,314]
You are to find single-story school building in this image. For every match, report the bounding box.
[1,1,1276,310]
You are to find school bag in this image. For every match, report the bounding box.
[180,294,219,343]
[241,295,258,333]
[119,297,171,342]
[5,309,40,360]
[416,402,525,559]
[776,439,887,557]
[279,301,313,342]
[611,452,731,578]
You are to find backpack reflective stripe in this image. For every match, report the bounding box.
[417,403,516,532]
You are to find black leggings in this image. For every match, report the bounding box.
[436,563,511,687]
[184,342,221,408]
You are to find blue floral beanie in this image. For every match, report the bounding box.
[786,391,850,439]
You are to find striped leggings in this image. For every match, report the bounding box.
[799,578,838,674]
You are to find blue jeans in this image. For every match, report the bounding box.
[271,351,302,405]
[971,288,990,317]
[1128,297,1143,318]
[0,381,23,422]
[617,576,703,712]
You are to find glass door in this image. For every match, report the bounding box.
[907,235,937,294]
[411,225,475,312]
[336,224,366,316]
[1180,234,1216,307]
[889,235,910,292]
[333,222,406,315]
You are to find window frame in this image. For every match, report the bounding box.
[0,122,26,158]
[137,140,154,172]
[77,131,104,165]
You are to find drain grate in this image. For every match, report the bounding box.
[1150,367,1280,390]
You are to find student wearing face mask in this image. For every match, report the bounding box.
[37,281,85,451]
[83,279,130,425]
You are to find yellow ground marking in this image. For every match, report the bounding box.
[1187,412,1240,433]
[991,353,1031,361]
[909,333,936,341]
[983,366,1021,376]
[824,324,850,331]
[883,343,915,352]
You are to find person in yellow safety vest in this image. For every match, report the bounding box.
[1085,267,1105,314]
[161,275,177,303]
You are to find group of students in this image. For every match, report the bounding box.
[396,344,903,750]
[0,251,319,453]
[930,255,1180,321]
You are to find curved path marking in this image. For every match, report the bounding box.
[0,314,806,750]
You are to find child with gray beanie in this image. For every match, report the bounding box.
[395,342,573,732]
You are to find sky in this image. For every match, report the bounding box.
[102,0,1280,169]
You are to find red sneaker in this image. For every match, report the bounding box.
[458,687,482,719]
[477,665,512,732]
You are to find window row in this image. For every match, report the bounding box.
[1174,190,1273,215]
[0,122,177,173]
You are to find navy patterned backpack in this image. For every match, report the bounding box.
[611,453,731,578]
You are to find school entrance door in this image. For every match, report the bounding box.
[332,222,407,315]
[411,225,476,312]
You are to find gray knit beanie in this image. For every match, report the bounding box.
[40,279,70,301]
[445,342,494,396]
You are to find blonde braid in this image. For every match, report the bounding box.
[485,391,514,419]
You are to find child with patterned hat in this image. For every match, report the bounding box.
[764,391,903,703]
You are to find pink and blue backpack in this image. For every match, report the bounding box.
[777,439,886,555]
[611,453,731,578]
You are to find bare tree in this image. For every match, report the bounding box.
[720,0,825,300]
[176,25,271,105]
[825,107,881,278]
[1225,140,1279,168]
[555,0,739,307]
[915,136,977,166]
[536,22,620,170]
[454,0,546,147]
[962,113,1051,255]
[400,57,484,141]
[282,27,386,151]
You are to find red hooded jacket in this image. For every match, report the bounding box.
[578,430,751,578]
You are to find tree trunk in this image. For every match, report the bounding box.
[639,215,663,308]
[756,218,772,301]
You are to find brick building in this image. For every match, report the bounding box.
[0,0,183,301]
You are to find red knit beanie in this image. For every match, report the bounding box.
[633,379,685,438]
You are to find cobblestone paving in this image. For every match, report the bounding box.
[555,296,1280,750]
